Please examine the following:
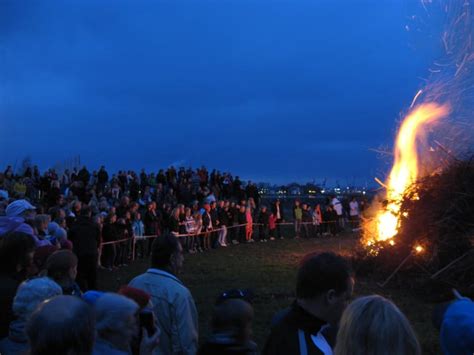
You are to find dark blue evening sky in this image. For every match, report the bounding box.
[0,0,439,185]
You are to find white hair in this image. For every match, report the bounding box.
[94,293,139,337]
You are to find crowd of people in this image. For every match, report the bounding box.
[1,164,472,354]
[0,165,363,281]
[1,231,472,354]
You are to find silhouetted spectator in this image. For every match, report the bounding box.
[198,298,257,355]
[69,206,100,290]
[335,295,421,355]
[26,295,95,355]
[263,252,354,355]
[0,232,36,339]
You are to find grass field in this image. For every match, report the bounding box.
[98,233,441,354]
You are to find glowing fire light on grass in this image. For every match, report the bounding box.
[366,102,450,247]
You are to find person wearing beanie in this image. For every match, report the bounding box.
[118,285,151,310]
[0,277,62,355]
[5,200,36,219]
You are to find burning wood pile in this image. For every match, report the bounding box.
[359,158,474,296]
[357,0,474,298]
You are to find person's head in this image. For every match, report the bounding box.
[335,295,421,355]
[46,250,78,287]
[150,234,184,274]
[35,214,50,233]
[203,203,211,212]
[0,231,36,275]
[439,298,474,355]
[107,213,117,224]
[261,206,267,212]
[134,212,142,221]
[80,206,92,218]
[302,203,308,210]
[171,207,180,219]
[185,207,191,217]
[121,196,130,206]
[240,205,246,213]
[27,295,95,355]
[94,293,139,350]
[72,201,82,213]
[295,200,300,207]
[211,298,254,344]
[218,200,225,208]
[296,252,354,326]
[13,277,62,322]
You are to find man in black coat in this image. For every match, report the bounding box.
[69,206,100,291]
[263,252,354,355]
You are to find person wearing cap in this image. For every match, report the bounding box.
[0,199,50,248]
[5,199,37,220]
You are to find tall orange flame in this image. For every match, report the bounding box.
[368,102,450,246]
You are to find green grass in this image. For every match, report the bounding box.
[98,234,440,354]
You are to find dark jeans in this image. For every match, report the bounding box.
[102,244,116,268]
[259,225,268,240]
[77,254,98,291]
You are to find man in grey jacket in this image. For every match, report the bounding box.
[129,234,198,355]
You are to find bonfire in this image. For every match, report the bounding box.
[359,0,474,297]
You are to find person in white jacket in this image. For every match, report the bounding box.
[129,234,198,355]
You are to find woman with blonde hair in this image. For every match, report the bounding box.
[335,295,421,355]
